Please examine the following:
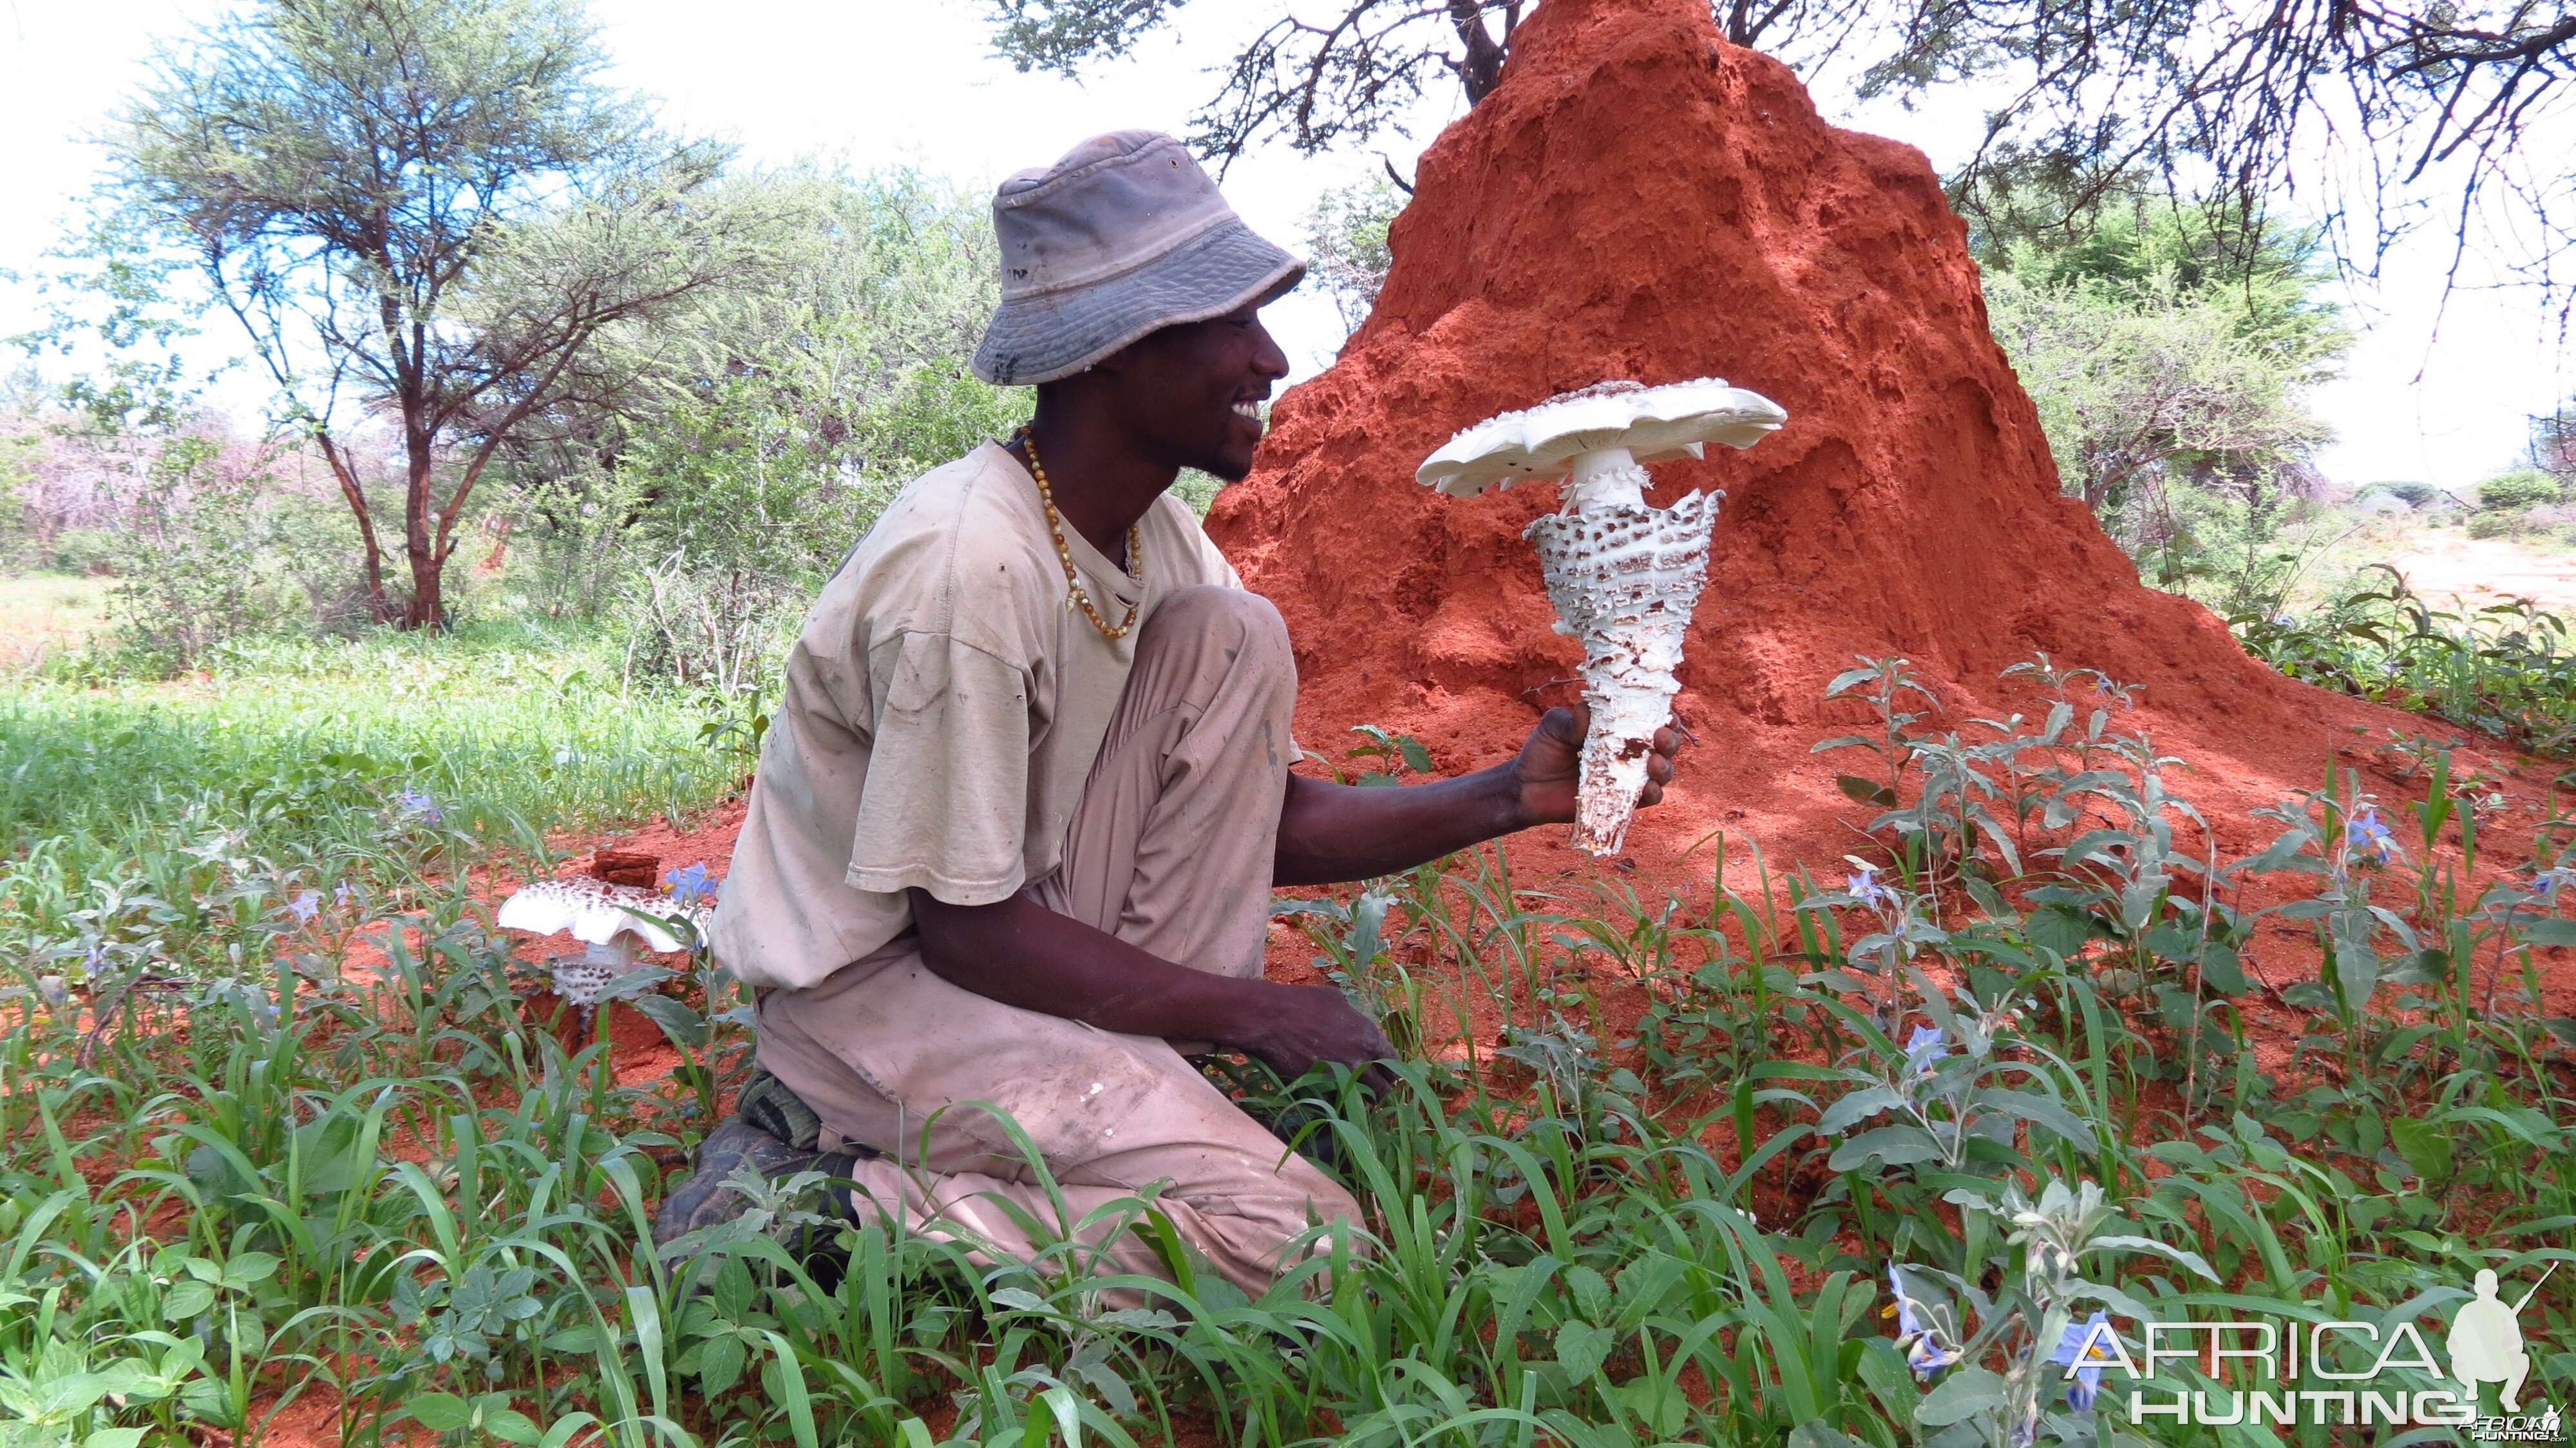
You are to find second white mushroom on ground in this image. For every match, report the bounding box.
[494,873,714,1028]
[1417,377,1787,855]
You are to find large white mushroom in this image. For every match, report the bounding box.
[1417,377,1787,855]
[495,875,712,1027]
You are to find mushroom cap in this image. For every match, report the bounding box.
[1416,377,1788,497]
[495,877,710,955]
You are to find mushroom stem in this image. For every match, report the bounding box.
[580,938,634,1036]
[1414,377,1785,858]
[1526,487,1720,856]
[1564,447,1649,511]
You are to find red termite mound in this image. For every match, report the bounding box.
[1208,0,2513,873]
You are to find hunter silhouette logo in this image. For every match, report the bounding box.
[2450,1266,2545,1412]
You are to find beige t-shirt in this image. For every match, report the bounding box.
[712,441,1243,991]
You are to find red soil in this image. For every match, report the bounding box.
[1207,0,2565,903]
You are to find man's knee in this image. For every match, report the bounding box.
[1176,1158,1363,1289]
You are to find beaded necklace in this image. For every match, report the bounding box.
[1014,428,1143,640]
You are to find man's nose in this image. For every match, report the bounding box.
[1250,320,1290,379]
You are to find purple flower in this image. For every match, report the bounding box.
[1902,1025,1949,1080]
[394,788,442,824]
[666,862,717,908]
[335,881,358,908]
[287,890,321,923]
[2345,808,2401,864]
[2049,1311,2116,1411]
[1847,866,1899,911]
[1886,1265,1960,1380]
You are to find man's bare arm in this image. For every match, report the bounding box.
[907,887,1396,1082]
[1273,705,1681,887]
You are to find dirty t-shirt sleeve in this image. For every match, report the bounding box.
[844,629,1033,904]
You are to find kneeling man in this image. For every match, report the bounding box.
[656,130,1681,1295]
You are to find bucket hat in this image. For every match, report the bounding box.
[971,130,1306,386]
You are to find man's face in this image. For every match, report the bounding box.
[1104,301,1291,482]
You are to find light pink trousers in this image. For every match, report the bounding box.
[754,586,1363,1296]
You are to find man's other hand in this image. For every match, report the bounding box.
[1511,703,1681,827]
[1242,984,1400,1092]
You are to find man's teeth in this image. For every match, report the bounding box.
[1232,402,1261,421]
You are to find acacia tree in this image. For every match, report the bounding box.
[990,0,2576,292]
[111,0,764,627]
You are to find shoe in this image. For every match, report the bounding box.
[653,1118,824,1246]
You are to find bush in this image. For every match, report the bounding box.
[43,526,120,575]
[109,432,307,669]
[2476,468,2563,512]
[2366,480,2443,509]
[2466,510,2518,538]
[493,167,1021,692]
[2234,566,2576,754]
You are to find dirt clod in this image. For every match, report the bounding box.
[591,848,661,888]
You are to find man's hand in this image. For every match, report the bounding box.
[909,889,1399,1089]
[1239,985,1399,1091]
[1510,703,1682,828]
[1271,703,1689,886]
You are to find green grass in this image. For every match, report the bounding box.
[3,633,2576,1448]
[0,573,113,672]
[0,621,741,984]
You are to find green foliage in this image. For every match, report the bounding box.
[5,208,221,437]
[109,0,750,627]
[2236,567,2576,759]
[0,437,30,572]
[2476,468,2566,514]
[6,621,2576,1448]
[1973,189,2354,618]
[498,166,1023,696]
[2357,479,2446,511]
[0,625,738,982]
[1983,249,2348,618]
[1984,267,2331,509]
[1303,175,1405,332]
[100,434,300,671]
[1973,195,2346,372]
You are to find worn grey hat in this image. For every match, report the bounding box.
[971,130,1306,386]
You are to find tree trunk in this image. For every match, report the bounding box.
[312,430,395,623]
[404,414,442,630]
[1448,0,1510,102]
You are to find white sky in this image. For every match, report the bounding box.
[1,0,2566,488]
